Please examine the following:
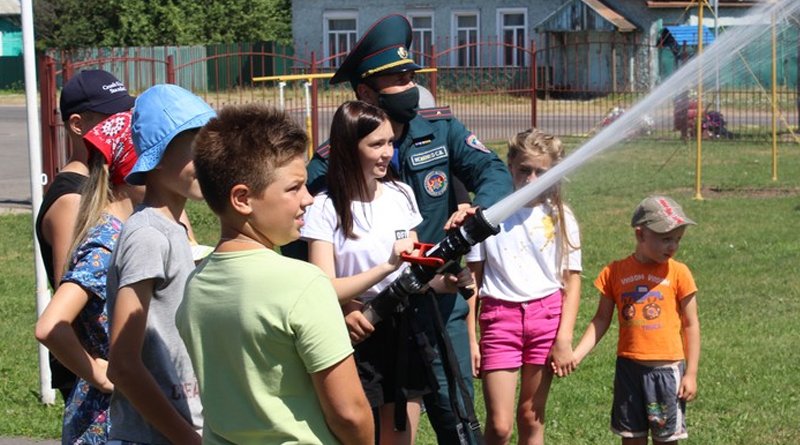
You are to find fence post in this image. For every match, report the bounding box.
[63,58,72,81]
[38,54,57,188]
[166,54,175,85]
[310,51,319,151]
[60,57,72,172]
[430,44,438,103]
[531,40,537,130]
[612,45,618,94]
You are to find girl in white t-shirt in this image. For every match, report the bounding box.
[466,129,582,445]
[303,101,460,445]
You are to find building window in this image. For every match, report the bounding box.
[498,9,527,66]
[324,11,358,68]
[452,12,480,67]
[408,11,434,59]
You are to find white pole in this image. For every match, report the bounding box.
[278,81,286,109]
[21,0,56,405]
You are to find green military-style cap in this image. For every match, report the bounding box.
[330,14,423,86]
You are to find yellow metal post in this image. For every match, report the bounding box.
[304,81,313,160]
[772,12,778,181]
[695,0,705,200]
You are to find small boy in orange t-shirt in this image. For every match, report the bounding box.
[573,196,701,444]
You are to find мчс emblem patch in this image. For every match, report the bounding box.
[424,170,448,197]
[465,133,490,153]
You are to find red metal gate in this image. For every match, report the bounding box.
[38,52,175,187]
[38,44,306,188]
[39,40,541,187]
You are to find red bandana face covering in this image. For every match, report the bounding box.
[83,111,138,185]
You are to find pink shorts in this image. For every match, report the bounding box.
[478,290,562,370]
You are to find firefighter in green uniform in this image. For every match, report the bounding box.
[300,14,512,444]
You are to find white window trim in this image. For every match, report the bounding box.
[407,9,434,56]
[450,10,481,67]
[496,8,528,66]
[323,10,358,66]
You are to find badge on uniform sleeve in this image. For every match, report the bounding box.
[424,170,449,197]
[466,133,490,153]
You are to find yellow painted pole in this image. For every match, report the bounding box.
[252,68,438,83]
[695,0,705,200]
[304,81,313,159]
[772,11,778,181]
[252,68,440,160]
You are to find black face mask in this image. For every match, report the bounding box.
[377,86,420,124]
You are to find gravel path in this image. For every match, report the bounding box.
[0,438,58,445]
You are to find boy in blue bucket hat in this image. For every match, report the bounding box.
[106,84,216,445]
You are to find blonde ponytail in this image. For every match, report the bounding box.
[63,153,112,276]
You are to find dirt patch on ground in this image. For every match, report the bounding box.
[0,206,31,215]
[673,186,800,199]
[0,94,27,106]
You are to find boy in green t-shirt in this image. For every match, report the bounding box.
[177,103,373,445]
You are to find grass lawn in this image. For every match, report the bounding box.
[1,138,799,443]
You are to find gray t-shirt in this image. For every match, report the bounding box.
[106,206,203,444]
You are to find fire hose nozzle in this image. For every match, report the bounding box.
[360,207,500,325]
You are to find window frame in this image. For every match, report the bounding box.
[496,8,528,67]
[323,10,359,68]
[450,10,481,67]
[407,9,434,61]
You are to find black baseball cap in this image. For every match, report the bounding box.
[60,70,135,122]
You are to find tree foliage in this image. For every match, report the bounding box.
[34,0,292,50]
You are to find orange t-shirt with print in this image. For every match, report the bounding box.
[594,255,697,361]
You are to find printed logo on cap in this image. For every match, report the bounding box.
[103,81,128,94]
[424,170,448,197]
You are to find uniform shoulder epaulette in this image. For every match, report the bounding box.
[315,142,331,159]
[417,106,453,120]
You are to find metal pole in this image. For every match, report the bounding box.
[772,12,778,181]
[695,0,705,200]
[22,0,56,405]
[531,40,537,129]
[714,0,720,112]
[278,81,286,110]
[304,80,313,160]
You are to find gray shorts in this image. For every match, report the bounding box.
[611,357,688,441]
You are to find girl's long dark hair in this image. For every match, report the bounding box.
[326,101,402,239]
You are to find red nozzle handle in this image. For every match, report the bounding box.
[400,242,445,268]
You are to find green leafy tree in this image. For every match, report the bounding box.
[34,0,116,49]
[112,0,200,46]
[34,0,292,49]
[201,0,291,43]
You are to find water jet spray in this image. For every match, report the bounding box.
[362,0,800,324]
